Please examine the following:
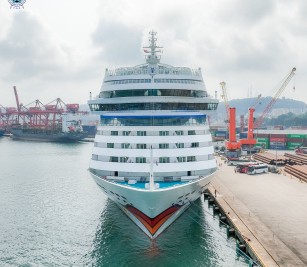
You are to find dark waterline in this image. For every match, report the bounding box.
[0,137,249,267]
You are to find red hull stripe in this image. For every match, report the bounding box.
[127,205,179,228]
[133,213,174,235]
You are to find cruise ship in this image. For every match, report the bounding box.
[88,31,218,238]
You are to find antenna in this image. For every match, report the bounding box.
[143,31,163,65]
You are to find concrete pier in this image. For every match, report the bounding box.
[212,157,307,266]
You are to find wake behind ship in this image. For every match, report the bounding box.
[88,31,219,238]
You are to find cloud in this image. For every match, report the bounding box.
[92,19,143,66]
[0,12,67,81]
[0,0,306,106]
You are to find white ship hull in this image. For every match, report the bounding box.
[88,31,219,239]
[90,171,215,238]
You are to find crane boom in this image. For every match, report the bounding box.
[13,86,20,112]
[254,67,296,128]
[251,94,262,109]
[220,81,230,120]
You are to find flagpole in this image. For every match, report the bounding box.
[149,146,154,190]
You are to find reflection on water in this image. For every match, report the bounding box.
[87,199,248,267]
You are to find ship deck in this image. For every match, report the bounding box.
[115,181,189,189]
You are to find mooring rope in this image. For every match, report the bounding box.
[186,200,259,266]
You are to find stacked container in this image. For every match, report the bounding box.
[215,130,228,139]
[269,134,287,150]
[254,133,269,149]
[255,137,269,149]
[287,134,306,150]
[239,132,247,139]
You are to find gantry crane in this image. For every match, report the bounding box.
[254,67,296,128]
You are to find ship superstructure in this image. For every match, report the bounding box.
[88,31,218,238]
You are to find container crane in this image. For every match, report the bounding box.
[254,67,296,128]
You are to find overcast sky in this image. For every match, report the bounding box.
[0,0,306,107]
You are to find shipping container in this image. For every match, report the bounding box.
[287,138,306,143]
[270,145,287,150]
[256,142,268,149]
[287,145,302,150]
[254,133,269,138]
[270,137,286,142]
[215,133,227,137]
[270,134,287,138]
[287,134,306,139]
[239,132,248,139]
[270,141,286,146]
[287,142,303,149]
[256,137,269,142]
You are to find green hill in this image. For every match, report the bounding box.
[217,97,307,118]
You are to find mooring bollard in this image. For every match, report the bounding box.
[203,192,210,199]
[208,197,214,205]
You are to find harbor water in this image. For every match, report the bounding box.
[0,137,249,267]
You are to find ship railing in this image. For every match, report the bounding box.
[105,67,202,77]
[99,121,205,127]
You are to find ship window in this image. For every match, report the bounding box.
[91,103,218,112]
[187,156,196,162]
[110,157,118,162]
[121,143,130,149]
[137,144,147,149]
[191,142,199,148]
[120,157,128,163]
[107,143,114,148]
[137,131,146,136]
[159,157,170,163]
[176,131,184,135]
[159,131,169,136]
[111,131,118,136]
[136,157,146,163]
[188,130,196,135]
[122,131,130,136]
[177,157,186,162]
[159,143,169,149]
[176,143,184,148]
[92,154,98,160]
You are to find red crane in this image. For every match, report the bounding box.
[254,67,296,128]
[225,107,241,157]
[240,108,256,146]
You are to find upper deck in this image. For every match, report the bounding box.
[104,64,202,79]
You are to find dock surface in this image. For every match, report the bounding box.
[213,158,307,266]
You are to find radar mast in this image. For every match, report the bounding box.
[143,31,163,65]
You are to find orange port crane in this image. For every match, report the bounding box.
[239,94,261,133]
[225,107,241,151]
[240,108,256,146]
[254,67,296,128]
